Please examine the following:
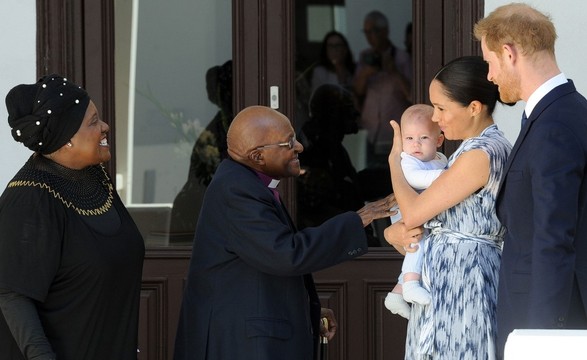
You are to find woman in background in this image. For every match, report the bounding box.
[311,31,356,93]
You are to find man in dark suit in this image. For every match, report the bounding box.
[475,3,587,359]
[173,105,394,360]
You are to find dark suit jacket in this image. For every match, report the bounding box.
[496,80,587,358]
[174,159,368,360]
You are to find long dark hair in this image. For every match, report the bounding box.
[318,31,356,74]
[433,56,510,115]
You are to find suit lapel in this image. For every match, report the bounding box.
[497,81,577,199]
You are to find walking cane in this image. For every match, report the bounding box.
[319,317,328,360]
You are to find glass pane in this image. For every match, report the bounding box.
[294,0,412,247]
[115,0,232,247]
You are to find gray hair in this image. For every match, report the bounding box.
[364,10,388,29]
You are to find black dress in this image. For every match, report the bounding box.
[0,154,144,359]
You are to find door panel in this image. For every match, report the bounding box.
[314,249,407,359]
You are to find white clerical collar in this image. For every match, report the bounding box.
[268,179,280,189]
[253,169,280,189]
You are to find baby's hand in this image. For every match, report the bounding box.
[404,240,420,253]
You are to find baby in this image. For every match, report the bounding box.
[384,104,447,319]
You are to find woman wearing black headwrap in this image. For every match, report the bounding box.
[0,75,145,360]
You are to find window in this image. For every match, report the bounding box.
[114,0,232,246]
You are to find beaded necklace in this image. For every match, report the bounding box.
[8,154,114,216]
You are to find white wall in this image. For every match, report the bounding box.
[485,0,587,144]
[0,1,36,189]
[1,1,587,186]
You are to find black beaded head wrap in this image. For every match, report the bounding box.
[5,74,90,154]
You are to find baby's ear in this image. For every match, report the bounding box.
[436,133,445,148]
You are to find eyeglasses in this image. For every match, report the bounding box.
[254,136,296,151]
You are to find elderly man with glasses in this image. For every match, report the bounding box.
[173,105,394,360]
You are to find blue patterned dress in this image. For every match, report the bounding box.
[404,124,512,360]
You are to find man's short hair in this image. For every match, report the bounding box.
[364,10,388,30]
[474,3,557,56]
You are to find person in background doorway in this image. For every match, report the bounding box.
[0,74,145,360]
[475,4,587,358]
[404,22,413,58]
[170,60,233,241]
[297,84,363,229]
[311,31,356,94]
[353,10,412,168]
